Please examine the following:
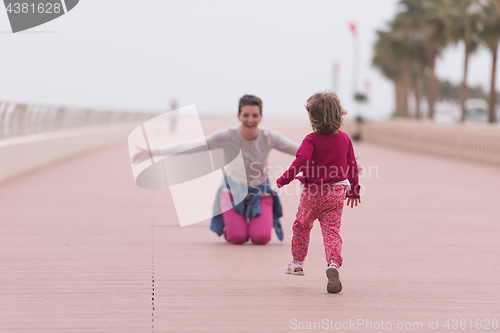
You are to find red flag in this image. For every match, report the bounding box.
[348,22,357,36]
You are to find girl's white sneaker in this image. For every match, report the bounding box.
[326,263,342,293]
[285,261,304,276]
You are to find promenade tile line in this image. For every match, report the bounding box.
[152,222,155,331]
[0,117,499,332]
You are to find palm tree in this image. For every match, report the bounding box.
[393,0,448,120]
[443,0,481,122]
[422,0,449,121]
[477,0,500,123]
[392,1,430,118]
[373,30,404,116]
[386,25,414,118]
[373,28,420,117]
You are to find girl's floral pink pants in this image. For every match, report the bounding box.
[291,185,347,267]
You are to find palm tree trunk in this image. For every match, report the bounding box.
[395,81,402,116]
[415,61,424,119]
[402,63,411,117]
[460,44,470,122]
[489,41,498,123]
[427,53,437,120]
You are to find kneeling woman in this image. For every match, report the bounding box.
[132,95,299,244]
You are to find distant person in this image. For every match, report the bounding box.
[132,95,299,245]
[277,91,361,293]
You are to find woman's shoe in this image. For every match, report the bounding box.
[285,261,304,276]
[326,263,342,293]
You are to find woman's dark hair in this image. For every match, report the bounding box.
[306,90,347,134]
[238,95,262,114]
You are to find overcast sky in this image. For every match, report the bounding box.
[1,0,498,120]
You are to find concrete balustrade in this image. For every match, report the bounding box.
[0,100,158,182]
[0,100,156,140]
[362,119,500,167]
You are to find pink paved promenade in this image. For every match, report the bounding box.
[1,118,500,332]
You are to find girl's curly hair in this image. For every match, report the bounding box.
[306,90,347,134]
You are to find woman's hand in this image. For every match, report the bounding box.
[131,147,152,164]
[345,197,361,208]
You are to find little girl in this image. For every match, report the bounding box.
[276,90,361,293]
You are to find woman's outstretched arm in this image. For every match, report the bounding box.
[269,131,300,155]
[131,129,230,164]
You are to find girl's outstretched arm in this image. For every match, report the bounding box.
[276,135,314,188]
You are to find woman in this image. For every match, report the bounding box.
[132,95,299,244]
